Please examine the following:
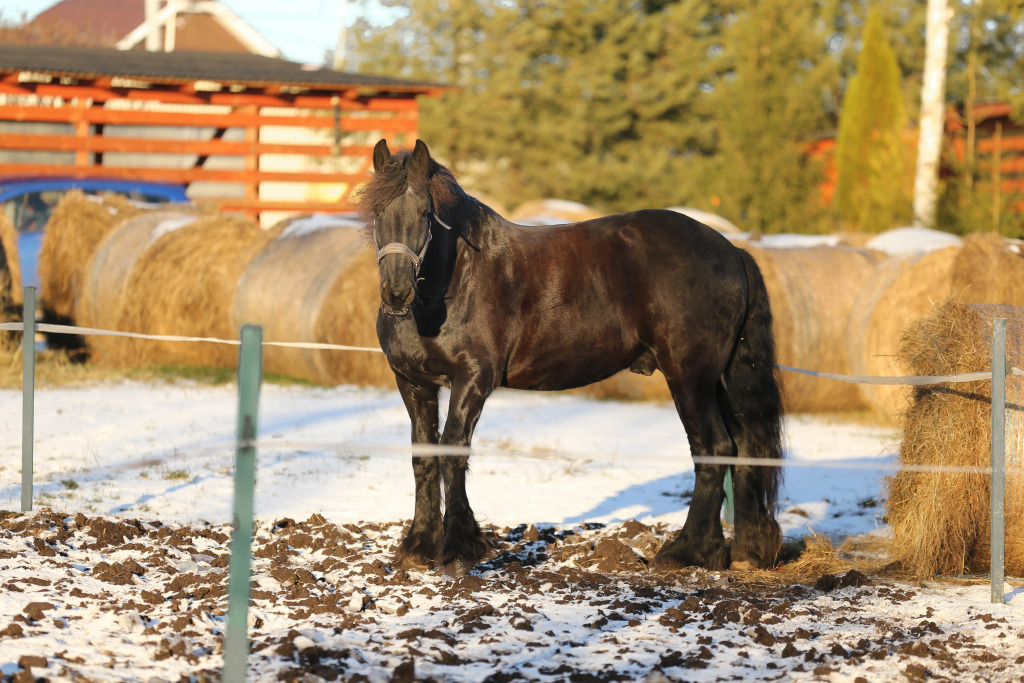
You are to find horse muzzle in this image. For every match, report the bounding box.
[380,280,415,316]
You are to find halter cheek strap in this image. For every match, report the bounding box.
[373,208,453,272]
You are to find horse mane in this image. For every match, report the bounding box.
[352,149,464,242]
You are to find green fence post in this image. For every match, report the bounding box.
[723,468,735,526]
[21,287,36,513]
[223,325,263,683]
[990,318,1006,605]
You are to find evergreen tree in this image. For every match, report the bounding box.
[349,0,722,212]
[700,0,840,234]
[834,8,912,232]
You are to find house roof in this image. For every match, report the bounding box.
[0,44,441,94]
[29,0,142,47]
[28,0,281,57]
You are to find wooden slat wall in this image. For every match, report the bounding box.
[0,77,422,220]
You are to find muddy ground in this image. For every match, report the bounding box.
[1,511,1023,682]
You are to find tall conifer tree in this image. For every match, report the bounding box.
[834,8,912,232]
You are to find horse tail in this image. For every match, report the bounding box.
[723,248,785,514]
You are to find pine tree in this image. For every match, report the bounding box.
[834,8,912,232]
[700,0,840,234]
[349,0,721,213]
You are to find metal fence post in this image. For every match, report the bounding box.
[21,287,36,513]
[223,325,263,683]
[723,468,735,526]
[990,318,1006,605]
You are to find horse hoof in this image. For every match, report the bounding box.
[652,540,730,572]
[442,558,472,578]
[393,553,432,571]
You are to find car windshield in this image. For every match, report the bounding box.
[5,190,58,234]
[3,188,180,235]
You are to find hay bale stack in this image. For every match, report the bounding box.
[576,245,883,411]
[890,301,1024,576]
[0,210,21,308]
[847,235,1024,422]
[105,214,280,368]
[748,245,883,413]
[0,211,22,349]
[510,199,603,225]
[37,191,145,325]
[231,215,389,385]
[665,207,743,235]
[465,191,509,219]
[314,242,395,388]
[77,211,203,362]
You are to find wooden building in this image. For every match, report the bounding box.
[0,45,443,223]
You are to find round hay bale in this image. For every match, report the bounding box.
[109,214,281,368]
[509,199,603,225]
[949,233,1024,305]
[77,211,203,362]
[0,211,22,349]
[465,191,508,219]
[0,210,22,307]
[848,234,1024,422]
[230,214,386,384]
[314,245,395,388]
[890,301,1024,576]
[37,190,145,324]
[665,207,743,235]
[748,245,883,413]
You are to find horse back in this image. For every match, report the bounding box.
[488,209,747,389]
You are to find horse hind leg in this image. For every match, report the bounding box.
[652,378,733,572]
[718,385,782,569]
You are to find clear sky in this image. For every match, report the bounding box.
[1,0,398,66]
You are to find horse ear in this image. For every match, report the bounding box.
[410,139,431,176]
[372,139,391,173]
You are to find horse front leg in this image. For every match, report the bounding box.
[394,376,442,569]
[437,372,495,575]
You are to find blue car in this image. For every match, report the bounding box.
[0,177,190,294]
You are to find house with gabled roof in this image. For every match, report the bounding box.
[26,0,280,57]
[0,3,446,225]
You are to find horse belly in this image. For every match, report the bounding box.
[504,322,635,391]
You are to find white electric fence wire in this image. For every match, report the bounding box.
[4,321,1021,379]
[0,322,383,354]
[3,320,1021,483]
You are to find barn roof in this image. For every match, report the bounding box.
[0,44,441,94]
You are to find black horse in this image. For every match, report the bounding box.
[355,139,785,575]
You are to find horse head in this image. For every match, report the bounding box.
[368,139,455,316]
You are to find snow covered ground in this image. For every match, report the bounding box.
[0,382,896,536]
[0,381,1022,681]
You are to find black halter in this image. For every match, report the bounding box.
[373,199,454,274]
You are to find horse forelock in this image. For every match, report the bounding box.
[353,150,463,243]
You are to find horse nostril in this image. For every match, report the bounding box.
[381,282,415,313]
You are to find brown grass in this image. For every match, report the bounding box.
[890,301,1024,577]
[103,214,281,368]
[230,216,382,385]
[37,191,146,323]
